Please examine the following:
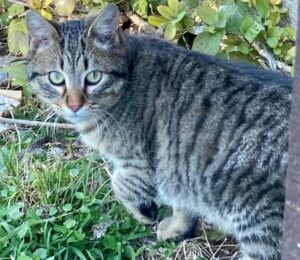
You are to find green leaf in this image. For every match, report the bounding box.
[270,0,281,5]
[244,21,265,43]
[8,4,24,18]
[239,43,250,54]
[75,192,84,200]
[274,47,281,55]
[40,9,52,20]
[69,247,87,260]
[157,6,174,20]
[226,3,246,34]
[35,208,43,216]
[219,3,238,20]
[240,15,264,43]
[215,19,227,28]
[287,46,296,58]
[17,257,32,260]
[171,11,186,25]
[175,23,183,32]
[49,206,58,216]
[17,223,29,239]
[268,11,280,25]
[168,0,179,16]
[266,37,278,48]
[267,27,281,38]
[285,27,296,41]
[279,7,288,13]
[124,245,135,259]
[34,248,48,259]
[62,204,73,212]
[148,16,168,27]
[63,219,76,229]
[0,12,12,26]
[239,15,254,33]
[79,205,90,213]
[197,5,218,25]
[7,18,29,55]
[131,0,148,18]
[103,235,117,249]
[1,61,28,86]
[53,225,67,234]
[255,0,270,19]
[16,31,29,56]
[192,32,223,55]
[164,23,177,40]
[6,202,24,220]
[181,15,194,27]
[42,0,53,8]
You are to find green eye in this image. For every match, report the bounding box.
[49,71,65,85]
[86,70,102,85]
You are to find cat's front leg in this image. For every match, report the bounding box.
[157,208,198,242]
[111,169,158,224]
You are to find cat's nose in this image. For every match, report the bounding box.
[68,104,82,113]
[65,91,85,113]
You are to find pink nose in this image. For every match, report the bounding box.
[68,104,81,113]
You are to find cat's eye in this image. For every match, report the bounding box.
[49,71,65,86]
[86,70,102,85]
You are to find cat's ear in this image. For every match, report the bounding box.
[25,10,58,50]
[87,4,120,47]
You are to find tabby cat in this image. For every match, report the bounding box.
[25,4,292,259]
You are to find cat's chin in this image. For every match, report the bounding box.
[63,115,88,124]
[62,107,91,124]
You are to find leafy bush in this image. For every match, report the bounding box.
[148,0,295,72]
[1,0,296,75]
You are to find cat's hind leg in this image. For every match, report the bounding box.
[157,209,198,242]
[234,210,282,260]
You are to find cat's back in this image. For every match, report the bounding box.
[127,34,292,93]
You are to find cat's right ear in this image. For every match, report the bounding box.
[25,10,58,51]
[87,4,121,47]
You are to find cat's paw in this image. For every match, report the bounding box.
[157,216,197,242]
[137,201,158,224]
[125,200,158,224]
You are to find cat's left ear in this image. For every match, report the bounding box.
[87,4,121,47]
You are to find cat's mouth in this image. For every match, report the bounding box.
[61,106,91,124]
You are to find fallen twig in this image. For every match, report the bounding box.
[0,117,75,129]
[251,42,277,71]
[126,11,157,34]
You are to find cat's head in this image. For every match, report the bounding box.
[26,4,127,124]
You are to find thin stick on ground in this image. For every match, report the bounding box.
[0,117,75,129]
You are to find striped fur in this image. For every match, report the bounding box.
[26,5,292,259]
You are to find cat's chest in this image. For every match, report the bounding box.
[79,128,138,167]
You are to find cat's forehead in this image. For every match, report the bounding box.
[59,20,86,35]
[56,20,88,69]
[58,20,86,50]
